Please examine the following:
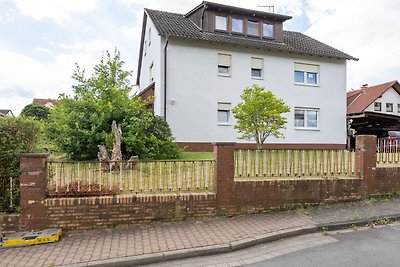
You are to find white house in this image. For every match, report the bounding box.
[136,1,357,151]
[347,80,400,134]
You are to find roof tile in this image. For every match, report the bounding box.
[145,8,357,61]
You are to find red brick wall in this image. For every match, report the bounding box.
[233,178,362,211]
[45,193,216,230]
[179,142,346,152]
[19,154,48,231]
[5,136,400,232]
[0,214,20,233]
[178,142,214,152]
[371,167,400,195]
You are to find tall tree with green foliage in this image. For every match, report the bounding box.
[47,49,180,160]
[232,84,290,149]
[20,103,51,120]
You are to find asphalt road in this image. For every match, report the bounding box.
[250,224,400,267]
[146,223,400,267]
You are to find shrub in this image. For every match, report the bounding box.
[0,117,40,212]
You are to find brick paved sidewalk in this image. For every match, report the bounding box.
[1,198,400,267]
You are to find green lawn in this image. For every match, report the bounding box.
[178,152,214,160]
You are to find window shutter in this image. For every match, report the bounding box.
[218,53,231,67]
[294,63,319,73]
[218,102,231,110]
[251,57,263,69]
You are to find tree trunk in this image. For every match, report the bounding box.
[97,145,110,171]
[110,120,122,169]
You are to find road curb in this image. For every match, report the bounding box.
[65,214,400,267]
[316,213,400,231]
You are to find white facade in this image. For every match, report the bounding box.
[139,17,164,115]
[364,87,400,115]
[139,16,348,146]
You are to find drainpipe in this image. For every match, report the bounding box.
[163,36,170,121]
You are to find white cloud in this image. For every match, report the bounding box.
[0,39,115,114]
[119,0,287,14]
[304,0,400,89]
[14,0,98,24]
[121,25,142,40]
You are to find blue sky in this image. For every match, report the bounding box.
[1,0,399,114]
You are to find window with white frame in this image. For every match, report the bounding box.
[218,53,231,76]
[294,63,319,85]
[215,15,227,31]
[251,57,263,78]
[386,103,393,112]
[263,23,273,38]
[397,104,400,113]
[247,20,259,36]
[294,108,319,129]
[374,102,382,111]
[232,18,243,33]
[217,102,231,124]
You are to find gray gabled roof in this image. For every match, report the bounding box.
[145,8,357,61]
[0,109,14,117]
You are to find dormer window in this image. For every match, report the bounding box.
[386,103,393,112]
[215,15,227,31]
[232,18,243,33]
[247,20,259,36]
[263,23,273,38]
[374,102,382,111]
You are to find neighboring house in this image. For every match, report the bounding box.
[347,80,400,134]
[136,1,357,151]
[33,98,58,108]
[0,109,14,117]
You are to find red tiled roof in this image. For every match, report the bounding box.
[347,80,400,114]
[32,98,59,106]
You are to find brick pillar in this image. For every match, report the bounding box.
[213,142,235,214]
[355,135,377,195]
[19,154,49,230]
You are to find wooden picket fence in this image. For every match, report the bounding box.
[47,160,215,196]
[234,149,356,179]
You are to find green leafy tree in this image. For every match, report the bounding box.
[20,103,50,120]
[0,116,40,212]
[232,84,290,149]
[47,49,180,160]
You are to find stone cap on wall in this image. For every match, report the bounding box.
[18,153,49,158]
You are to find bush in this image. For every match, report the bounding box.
[20,103,50,120]
[0,117,40,212]
[46,49,180,160]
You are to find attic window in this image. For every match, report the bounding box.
[247,20,259,36]
[374,102,381,111]
[263,23,274,38]
[232,18,243,33]
[215,15,227,31]
[386,103,393,112]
